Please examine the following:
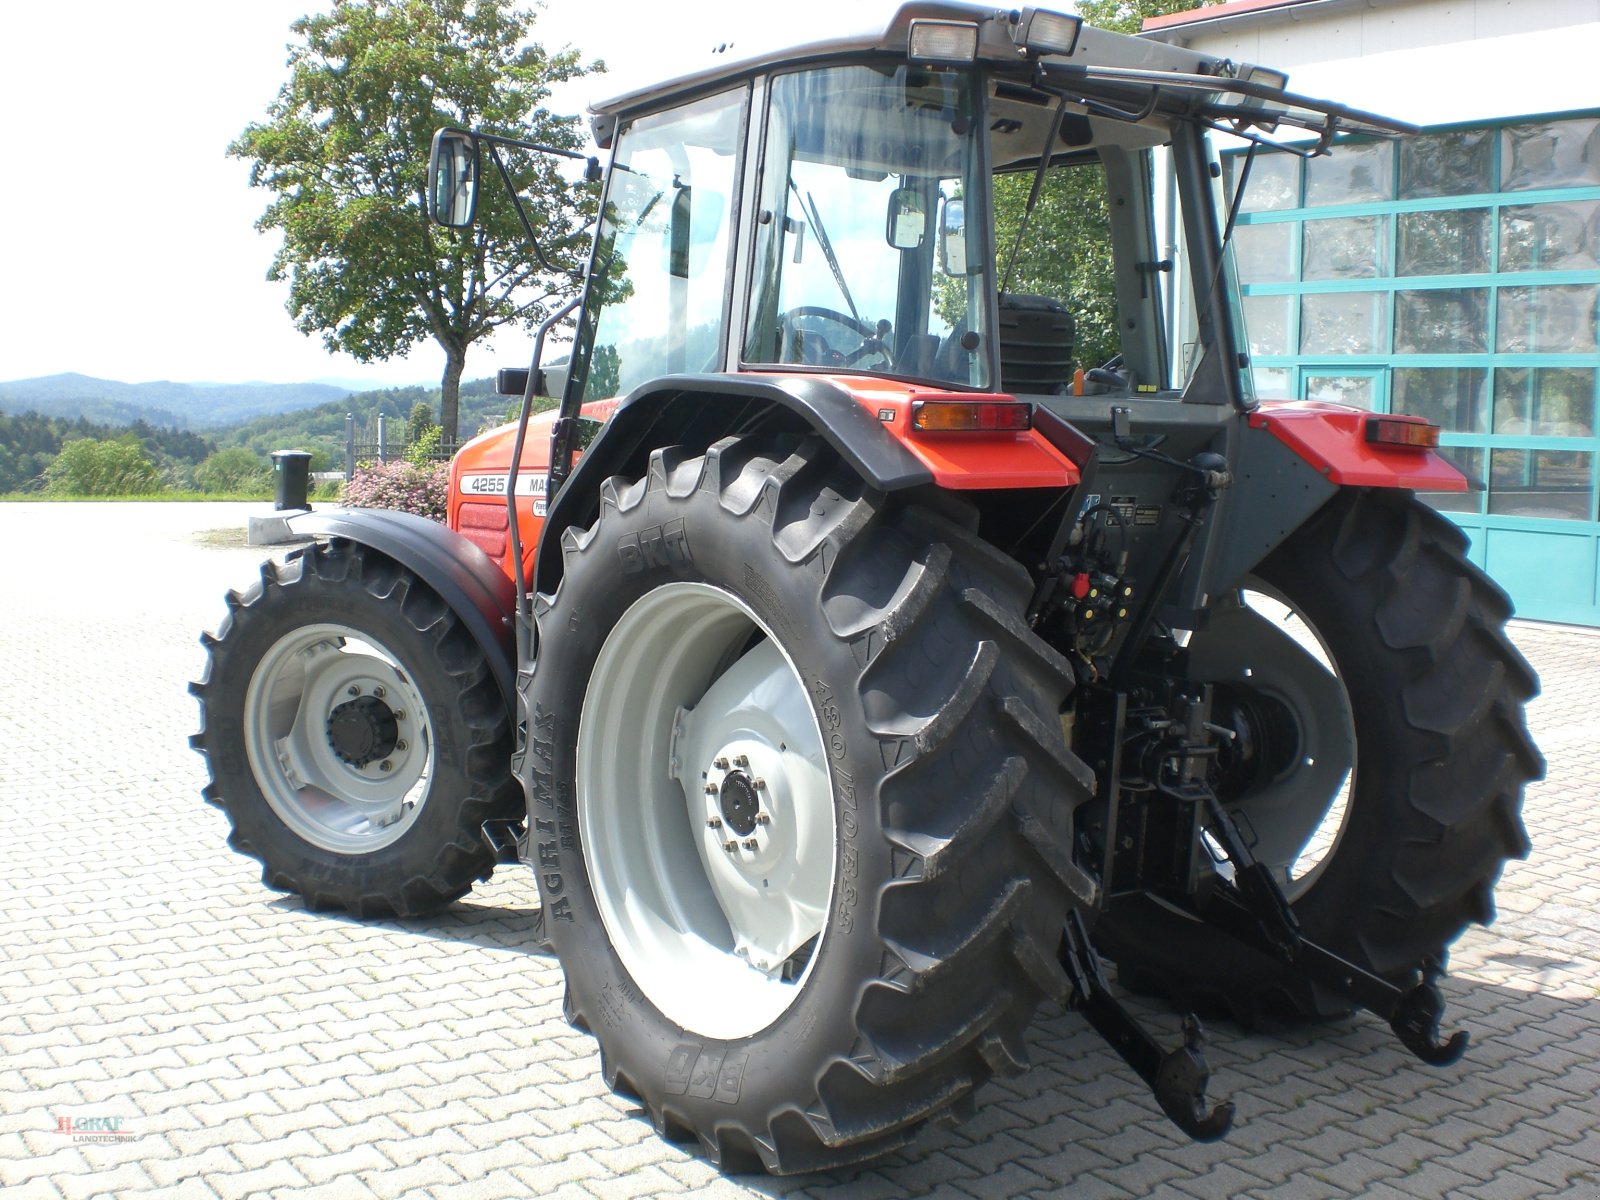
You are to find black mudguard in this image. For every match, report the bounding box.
[287,508,517,713]
[535,374,935,591]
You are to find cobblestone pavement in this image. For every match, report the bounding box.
[2,501,1597,1200]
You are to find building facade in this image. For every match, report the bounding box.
[1145,0,1600,624]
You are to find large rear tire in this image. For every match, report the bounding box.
[192,539,522,917]
[1096,488,1541,1026]
[526,436,1092,1173]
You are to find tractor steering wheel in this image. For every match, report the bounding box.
[782,307,892,370]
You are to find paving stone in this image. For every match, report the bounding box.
[2,506,1597,1200]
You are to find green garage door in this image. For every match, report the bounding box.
[1230,113,1600,625]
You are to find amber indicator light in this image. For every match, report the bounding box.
[911,400,1033,433]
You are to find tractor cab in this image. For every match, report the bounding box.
[429,1,1417,607]
[436,2,1409,422]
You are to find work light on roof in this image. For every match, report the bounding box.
[1014,8,1082,57]
[1237,62,1290,92]
[908,19,979,63]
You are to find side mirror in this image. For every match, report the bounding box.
[428,129,480,228]
[939,196,969,276]
[886,187,926,250]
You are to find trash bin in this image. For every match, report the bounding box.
[271,450,312,511]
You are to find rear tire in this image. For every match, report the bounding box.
[1096,488,1541,1026]
[526,436,1093,1172]
[192,539,521,917]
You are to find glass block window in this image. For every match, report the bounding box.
[1400,129,1495,199]
[1501,118,1600,191]
[1398,208,1490,275]
[1227,111,1600,546]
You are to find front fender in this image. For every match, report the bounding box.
[287,508,517,714]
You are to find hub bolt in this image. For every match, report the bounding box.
[707,816,723,829]
[394,710,406,721]
[374,686,386,698]
[395,740,407,752]
[756,812,771,826]
[379,760,393,772]
[722,840,738,853]
[713,756,730,769]
[734,754,750,768]
[743,838,759,851]
[347,685,361,696]
[704,782,718,795]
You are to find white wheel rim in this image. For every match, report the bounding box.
[1189,584,1357,901]
[576,582,835,1040]
[243,623,435,854]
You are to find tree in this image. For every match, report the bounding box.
[1074,0,1217,32]
[405,399,436,444]
[231,0,601,440]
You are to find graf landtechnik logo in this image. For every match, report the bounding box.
[54,1114,140,1143]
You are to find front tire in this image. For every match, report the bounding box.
[1096,488,1541,1026]
[526,436,1092,1172]
[192,539,521,917]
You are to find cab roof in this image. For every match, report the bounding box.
[587,1,1413,150]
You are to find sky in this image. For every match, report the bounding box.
[0,0,906,392]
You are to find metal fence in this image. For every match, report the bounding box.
[343,412,459,479]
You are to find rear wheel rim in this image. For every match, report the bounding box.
[243,622,435,855]
[1192,582,1357,901]
[577,582,835,1040]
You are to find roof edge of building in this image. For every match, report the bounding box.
[1143,0,1370,40]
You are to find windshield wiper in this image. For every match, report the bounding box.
[793,183,860,323]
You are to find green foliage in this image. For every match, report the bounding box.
[0,411,217,495]
[230,0,601,440]
[1074,0,1215,33]
[406,400,436,444]
[43,437,162,496]
[216,376,511,468]
[405,423,444,468]
[995,166,1119,371]
[194,447,273,495]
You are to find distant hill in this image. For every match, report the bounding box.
[216,378,534,471]
[0,373,362,430]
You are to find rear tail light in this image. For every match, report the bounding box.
[911,400,1033,433]
[1365,416,1441,449]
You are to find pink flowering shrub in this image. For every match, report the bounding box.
[340,460,450,522]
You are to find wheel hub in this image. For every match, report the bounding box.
[326,694,400,768]
[244,625,434,855]
[715,767,762,835]
[700,745,788,871]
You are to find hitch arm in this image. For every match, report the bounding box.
[1060,911,1234,1141]
[1199,887,1468,1065]
[1191,784,1468,1066]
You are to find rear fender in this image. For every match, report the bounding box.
[1248,402,1467,491]
[534,373,1080,591]
[287,508,516,714]
[1185,403,1465,606]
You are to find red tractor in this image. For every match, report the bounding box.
[195,3,1541,1173]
